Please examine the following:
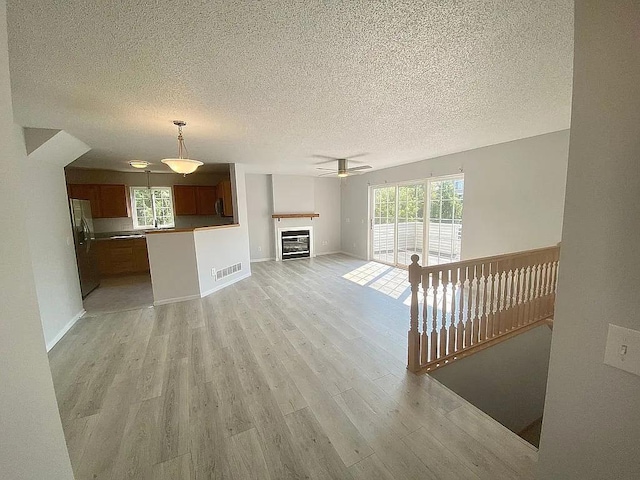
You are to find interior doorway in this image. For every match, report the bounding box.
[370,176,464,267]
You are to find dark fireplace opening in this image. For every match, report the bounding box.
[281,230,310,260]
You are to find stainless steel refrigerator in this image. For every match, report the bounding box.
[70,199,100,298]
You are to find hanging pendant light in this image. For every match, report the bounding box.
[161,120,203,175]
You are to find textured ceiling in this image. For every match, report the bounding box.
[7,1,573,175]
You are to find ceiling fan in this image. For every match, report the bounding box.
[314,154,372,177]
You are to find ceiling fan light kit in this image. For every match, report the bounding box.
[315,156,372,177]
[161,120,203,175]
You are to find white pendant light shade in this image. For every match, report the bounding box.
[161,158,203,175]
[162,120,203,175]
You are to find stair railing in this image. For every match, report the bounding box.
[408,245,560,373]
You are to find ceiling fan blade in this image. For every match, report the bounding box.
[312,154,339,161]
[318,171,337,177]
[347,165,372,171]
[315,167,337,171]
[347,153,369,159]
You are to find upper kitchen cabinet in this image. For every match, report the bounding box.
[68,183,129,218]
[68,184,102,217]
[217,179,233,217]
[174,185,218,215]
[98,185,128,218]
[173,185,197,215]
[196,186,217,215]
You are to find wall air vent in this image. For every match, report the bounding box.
[216,262,242,281]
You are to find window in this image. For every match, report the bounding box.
[130,187,175,229]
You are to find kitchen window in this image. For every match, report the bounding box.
[130,187,175,229]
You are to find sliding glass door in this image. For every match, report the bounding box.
[427,178,464,265]
[372,186,396,264]
[370,176,464,267]
[397,183,425,266]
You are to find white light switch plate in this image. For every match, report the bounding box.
[603,324,640,377]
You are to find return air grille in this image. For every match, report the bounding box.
[216,262,242,281]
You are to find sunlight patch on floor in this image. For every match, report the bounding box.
[342,261,412,301]
[341,261,390,285]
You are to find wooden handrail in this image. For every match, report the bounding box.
[408,245,560,373]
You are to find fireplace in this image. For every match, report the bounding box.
[276,226,314,261]
[281,230,310,260]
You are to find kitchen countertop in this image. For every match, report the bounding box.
[94,231,147,240]
[95,223,240,240]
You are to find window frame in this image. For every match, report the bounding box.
[130,186,175,230]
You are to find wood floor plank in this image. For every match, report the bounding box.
[227,428,272,480]
[335,388,439,480]
[189,379,232,479]
[157,357,190,462]
[281,352,374,467]
[348,454,396,480]
[284,407,354,480]
[72,403,130,480]
[110,397,162,480]
[402,426,482,480]
[229,334,311,480]
[153,453,194,480]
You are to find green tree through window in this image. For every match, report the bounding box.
[131,187,175,229]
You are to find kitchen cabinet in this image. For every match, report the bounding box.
[68,183,128,218]
[96,237,149,276]
[196,186,217,215]
[98,184,128,218]
[217,179,233,217]
[173,185,197,215]
[174,185,218,215]
[68,184,102,218]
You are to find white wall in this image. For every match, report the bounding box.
[432,325,552,433]
[246,173,275,261]
[146,231,201,305]
[0,0,74,477]
[25,151,85,350]
[341,130,569,261]
[538,3,640,479]
[195,164,252,295]
[271,174,315,213]
[313,177,341,255]
[246,173,342,261]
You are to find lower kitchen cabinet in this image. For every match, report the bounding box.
[96,238,149,276]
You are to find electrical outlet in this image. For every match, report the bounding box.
[211,268,216,278]
[322,240,328,246]
[257,246,262,252]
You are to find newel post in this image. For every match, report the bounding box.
[408,254,421,372]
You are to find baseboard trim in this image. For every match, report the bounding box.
[200,271,252,299]
[316,251,342,256]
[250,257,275,263]
[153,293,201,306]
[338,251,368,260]
[46,309,86,352]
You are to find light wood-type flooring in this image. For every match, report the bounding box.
[49,254,537,480]
[83,273,153,315]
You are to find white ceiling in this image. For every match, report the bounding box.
[7,1,573,175]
